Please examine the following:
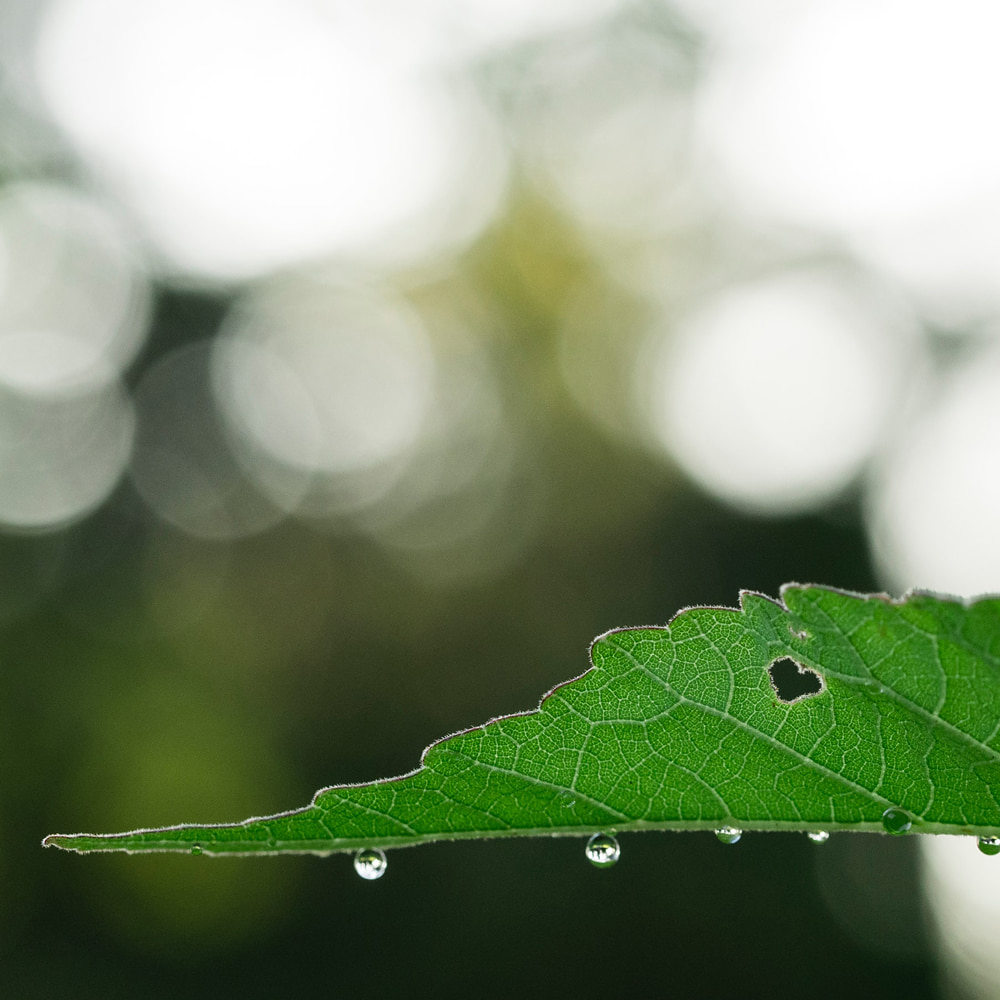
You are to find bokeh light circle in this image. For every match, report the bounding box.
[0,380,134,530]
[129,342,291,540]
[521,29,694,234]
[0,181,148,395]
[868,346,1000,596]
[212,279,435,516]
[641,270,916,513]
[922,836,1000,1000]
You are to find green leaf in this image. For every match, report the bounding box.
[44,585,1000,856]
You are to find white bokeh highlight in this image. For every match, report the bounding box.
[697,0,1000,320]
[0,182,148,396]
[212,280,434,515]
[642,271,914,513]
[34,0,507,280]
[922,837,1000,1000]
[0,381,134,530]
[868,347,1000,597]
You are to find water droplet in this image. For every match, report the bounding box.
[978,836,1000,856]
[881,807,912,835]
[715,827,742,845]
[190,843,203,856]
[585,833,620,868]
[807,830,830,844]
[354,848,388,880]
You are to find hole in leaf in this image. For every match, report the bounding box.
[768,657,823,703]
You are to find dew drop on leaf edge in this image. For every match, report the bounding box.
[881,807,912,835]
[807,830,830,844]
[715,827,742,845]
[978,836,1000,857]
[354,848,388,880]
[190,843,203,856]
[585,833,620,868]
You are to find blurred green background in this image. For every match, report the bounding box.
[3,1,1000,997]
